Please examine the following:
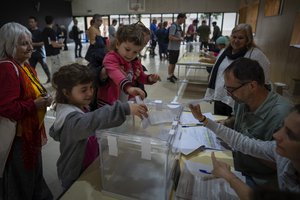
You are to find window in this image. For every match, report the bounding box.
[223,13,237,36]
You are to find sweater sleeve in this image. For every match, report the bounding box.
[63,101,130,141]
[0,62,36,120]
[103,53,131,88]
[205,119,276,162]
[133,61,153,85]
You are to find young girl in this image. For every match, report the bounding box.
[49,63,148,189]
[97,24,161,107]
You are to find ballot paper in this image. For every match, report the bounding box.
[180,112,215,126]
[175,126,224,155]
[135,96,151,128]
[176,160,245,200]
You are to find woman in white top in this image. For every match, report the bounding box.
[205,23,270,116]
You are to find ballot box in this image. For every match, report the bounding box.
[96,101,183,200]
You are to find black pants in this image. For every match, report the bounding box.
[29,55,51,81]
[150,39,157,56]
[74,40,82,57]
[200,41,208,50]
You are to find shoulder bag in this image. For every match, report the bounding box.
[0,60,18,177]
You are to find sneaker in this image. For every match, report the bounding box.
[167,76,176,83]
[172,75,178,80]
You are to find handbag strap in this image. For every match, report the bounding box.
[0,60,19,77]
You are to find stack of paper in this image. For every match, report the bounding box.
[176,160,245,200]
[177,126,224,155]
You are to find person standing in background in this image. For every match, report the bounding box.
[197,20,211,50]
[212,21,222,42]
[185,19,199,43]
[108,19,117,44]
[72,18,83,58]
[60,25,68,51]
[205,23,270,116]
[149,19,157,57]
[42,16,64,78]
[28,16,51,84]
[88,14,102,45]
[156,21,169,60]
[167,13,186,83]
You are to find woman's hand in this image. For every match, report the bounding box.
[149,74,161,82]
[34,95,52,110]
[127,87,145,99]
[188,104,204,121]
[129,103,148,119]
[211,152,233,180]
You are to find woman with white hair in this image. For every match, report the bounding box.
[0,22,53,200]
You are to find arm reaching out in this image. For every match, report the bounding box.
[211,152,252,200]
[129,103,148,119]
[127,87,146,100]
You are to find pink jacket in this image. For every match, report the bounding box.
[97,51,154,107]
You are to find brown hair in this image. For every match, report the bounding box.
[110,24,144,51]
[52,63,94,110]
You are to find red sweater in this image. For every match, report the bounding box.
[0,59,36,120]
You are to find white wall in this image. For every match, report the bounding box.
[71,0,240,16]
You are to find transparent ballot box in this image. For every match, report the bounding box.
[96,101,183,200]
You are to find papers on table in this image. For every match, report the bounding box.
[180,112,215,126]
[177,126,224,155]
[176,160,245,200]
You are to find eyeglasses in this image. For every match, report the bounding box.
[224,81,251,95]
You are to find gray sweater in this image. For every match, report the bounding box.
[206,119,300,192]
[49,101,130,188]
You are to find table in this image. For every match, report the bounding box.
[176,52,214,95]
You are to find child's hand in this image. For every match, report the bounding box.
[99,67,108,80]
[129,103,148,119]
[135,68,141,79]
[149,74,161,82]
[127,87,146,99]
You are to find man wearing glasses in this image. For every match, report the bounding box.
[222,57,293,188]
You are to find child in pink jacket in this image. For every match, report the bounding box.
[97,24,160,107]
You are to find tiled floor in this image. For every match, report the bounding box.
[39,42,214,199]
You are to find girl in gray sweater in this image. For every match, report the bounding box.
[49,63,148,189]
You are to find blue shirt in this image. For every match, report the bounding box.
[150,23,157,40]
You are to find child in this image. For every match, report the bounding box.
[49,63,148,189]
[97,24,161,107]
